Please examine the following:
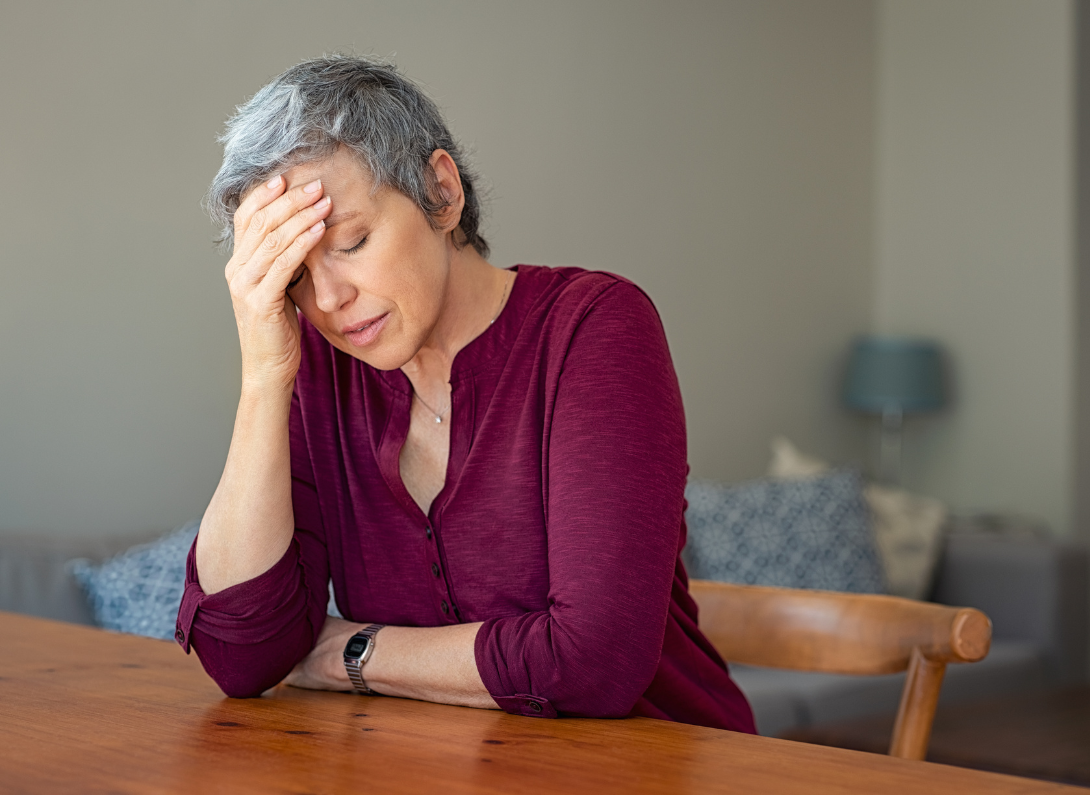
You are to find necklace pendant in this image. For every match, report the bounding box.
[435,416,443,424]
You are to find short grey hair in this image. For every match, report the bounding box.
[207,55,489,257]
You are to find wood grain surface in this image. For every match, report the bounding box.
[0,611,1078,794]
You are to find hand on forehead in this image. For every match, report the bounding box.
[281,150,376,229]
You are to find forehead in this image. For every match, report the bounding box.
[283,149,381,225]
[283,147,371,190]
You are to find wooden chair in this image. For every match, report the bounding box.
[689,579,992,761]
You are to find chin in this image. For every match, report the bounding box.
[336,338,419,372]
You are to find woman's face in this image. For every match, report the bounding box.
[281,148,453,371]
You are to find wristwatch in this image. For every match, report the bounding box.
[343,624,386,695]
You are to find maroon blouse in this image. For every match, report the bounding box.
[176,265,755,733]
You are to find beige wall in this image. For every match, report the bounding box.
[0,1,877,536]
[1078,0,1090,542]
[873,0,1076,534]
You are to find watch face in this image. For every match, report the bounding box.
[347,638,369,657]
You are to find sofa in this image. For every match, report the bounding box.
[1,525,1085,738]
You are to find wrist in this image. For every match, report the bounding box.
[238,377,295,410]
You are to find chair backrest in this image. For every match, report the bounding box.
[689,579,991,760]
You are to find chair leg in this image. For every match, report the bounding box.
[888,648,946,760]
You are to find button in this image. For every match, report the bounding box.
[528,702,543,713]
[431,563,440,578]
[175,628,184,642]
[441,600,449,614]
[425,525,433,540]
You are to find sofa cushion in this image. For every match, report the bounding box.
[863,484,946,600]
[684,470,885,593]
[70,522,199,640]
[767,437,946,600]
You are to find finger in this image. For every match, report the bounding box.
[234,179,326,265]
[256,219,326,300]
[233,195,331,288]
[232,174,286,253]
[225,174,287,283]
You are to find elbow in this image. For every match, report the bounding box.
[481,614,663,719]
[565,678,650,719]
[213,666,287,699]
[189,631,303,700]
[552,650,660,718]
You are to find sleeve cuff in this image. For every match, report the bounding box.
[493,694,558,718]
[474,616,559,718]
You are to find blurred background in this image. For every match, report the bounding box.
[4,0,1090,780]
[0,0,1079,542]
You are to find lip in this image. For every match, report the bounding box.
[341,313,389,347]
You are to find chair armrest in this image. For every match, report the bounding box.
[931,532,1088,684]
[690,580,990,674]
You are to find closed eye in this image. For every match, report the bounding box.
[343,235,368,255]
[287,265,307,290]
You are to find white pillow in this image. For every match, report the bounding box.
[767,437,947,600]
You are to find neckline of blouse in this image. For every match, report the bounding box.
[375,263,535,393]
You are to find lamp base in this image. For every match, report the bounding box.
[878,407,903,485]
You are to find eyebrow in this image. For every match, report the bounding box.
[325,210,361,228]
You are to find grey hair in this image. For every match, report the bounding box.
[206,55,489,257]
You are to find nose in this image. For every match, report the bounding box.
[309,260,356,314]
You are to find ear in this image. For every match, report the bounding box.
[429,149,465,233]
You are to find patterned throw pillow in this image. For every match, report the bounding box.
[70,522,199,640]
[683,471,886,593]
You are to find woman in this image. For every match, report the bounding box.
[178,55,755,732]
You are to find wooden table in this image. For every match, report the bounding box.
[783,687,1090,787]
[0,612,1080,794]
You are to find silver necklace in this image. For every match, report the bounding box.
[413,272,514,424]
[414,389,449,424]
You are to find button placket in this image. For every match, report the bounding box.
[425,519,460,624]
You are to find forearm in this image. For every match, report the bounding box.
[289,617,499,710]
[196,384,296,595]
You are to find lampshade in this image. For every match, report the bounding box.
[843,336,945,414]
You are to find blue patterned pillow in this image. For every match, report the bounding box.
[683,471,886,593]
[70,521,199,640]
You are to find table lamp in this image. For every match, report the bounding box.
[843,336,946,484]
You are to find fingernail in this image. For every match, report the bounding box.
[310,220,325,234]
[315,196,331,209]
[304,180,322,194]
[267,175,282,190]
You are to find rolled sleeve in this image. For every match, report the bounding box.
[176,537,310,648]
[176,534,326,698]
